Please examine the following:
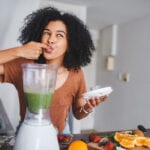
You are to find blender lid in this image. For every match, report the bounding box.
[0,99,14,135]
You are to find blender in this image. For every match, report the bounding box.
[13,64,59,150]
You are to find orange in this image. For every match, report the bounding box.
[133,129,144,137]
[119,138,135,148]
[123,134,136,141]
[135,137,146,147]
[68,140,88,150]
[114,132,136,142]
[114,132,124,142]
[135,137,150,147]
[114,131,150,148]
[114,132,137,148]
[143,138,150,147]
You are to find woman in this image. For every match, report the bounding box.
[0,6,108,133]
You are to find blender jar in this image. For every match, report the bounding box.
[22,63,58,125]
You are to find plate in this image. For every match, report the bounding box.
[82,87,113,99]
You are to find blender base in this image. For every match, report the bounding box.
[13,122,60,150]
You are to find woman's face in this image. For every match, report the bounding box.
[41,20,68,64]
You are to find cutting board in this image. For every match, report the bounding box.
[128,148,150,150]
[88,142,103,150]
[88,142,150,150]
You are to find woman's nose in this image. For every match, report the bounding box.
[48,36,55,44]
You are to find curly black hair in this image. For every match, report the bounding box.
[18,6,95,70]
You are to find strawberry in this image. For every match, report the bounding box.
[57,134,72,143]
[89,133,101,143]
[93,136,101,143]
[103,141,114,150]
[63,135,71,142]
[57,135,64,142]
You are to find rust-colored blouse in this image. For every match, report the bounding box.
[3,58,86,132]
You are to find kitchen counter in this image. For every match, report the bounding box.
[0,135,15,150]
[0,133,104,150]
[1,130,150,150]
[0,134,88,150]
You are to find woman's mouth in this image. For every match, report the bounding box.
[45,46,54,53]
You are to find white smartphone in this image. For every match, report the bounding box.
[82,86,113,99]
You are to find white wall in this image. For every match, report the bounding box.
[40,0,87,23]
[95,15,150,132]
[0,0,16,49]
[0,0,41,49]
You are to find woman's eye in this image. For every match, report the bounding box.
[57,34,63,38]
[43,31,50,36]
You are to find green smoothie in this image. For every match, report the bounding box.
[25,92,53,113]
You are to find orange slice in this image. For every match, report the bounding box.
[114,132,136,142]
[135,137,150,147]
[115,131,150,148]
[114,132,126,142]
[135,137,146,147]
[120,138,135,148]
[143,138,150,147]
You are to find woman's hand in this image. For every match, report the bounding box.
[83,95,109,113]
[17,41,48,59]
[75,95,109,119]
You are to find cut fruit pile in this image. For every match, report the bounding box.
[88,133,115,150]
[114,131,150,148]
